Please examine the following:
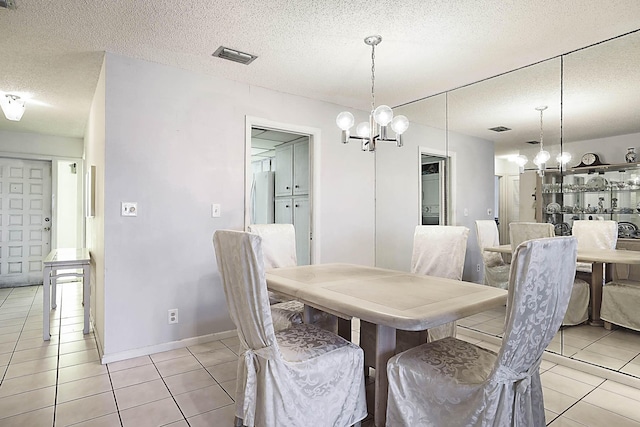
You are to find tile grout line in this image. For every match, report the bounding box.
[149,354,193,426]
[106,363,125,427]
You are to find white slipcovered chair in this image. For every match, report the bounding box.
[247,223,336,333]
[386,236,578,426]
[361,225,470,370]
[601,240,640,331]
[572,220,617,273]
[213,230,367,427]
[510,222,589,325]
[475,220,510,290]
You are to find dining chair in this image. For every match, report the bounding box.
[360,225,470,370]
[247,223,336,332]
[213,230,367,427]
[475,219,510,290]
[601,240,640,331]
[386,236,578,426]
[509,222,589,325]
[571,220,617,273]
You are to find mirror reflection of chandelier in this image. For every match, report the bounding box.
[514,106,571,175]
[336,35,409,152]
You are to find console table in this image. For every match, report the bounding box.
[42,248,91,340]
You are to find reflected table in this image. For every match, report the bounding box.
[265,263,507,426]
[42,248,91,340]
[486,244,640,325]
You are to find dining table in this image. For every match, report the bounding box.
[265,263,508,426]
[485,244,640,325]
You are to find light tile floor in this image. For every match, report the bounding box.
[2,284,640,426]
[460,305,640,376]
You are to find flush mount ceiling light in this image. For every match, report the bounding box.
[212,46,257,65]
[0,94,26,121]
[337,35,409,152]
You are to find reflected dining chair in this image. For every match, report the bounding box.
[386,236,578,426]
[510,222,589,325]
[601,256,640,331]
[213,230,367,427]
[475,220,510,290]
[571,220,618,275]
[360,225,470,371]
[247,223,336,332]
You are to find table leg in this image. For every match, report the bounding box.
[589,262,604,326]
[51,272,57,310]
[338,317,351,341]
[43,266,51,341]
[374,324,396,427]
[83,265,90,334]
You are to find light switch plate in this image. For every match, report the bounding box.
[211,204,221,218]
[122,202,138,217]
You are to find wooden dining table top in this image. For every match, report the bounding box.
[265,263,508,331]
[486,244,640,264]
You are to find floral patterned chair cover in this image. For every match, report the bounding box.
[247,223,336,332]
[601,240,640,331]
[213,230,367,427]
[361,225,470,370]
[510,222,589,325]
[386,236,577,427]
[571,220,617,273]
[475,220,510,290]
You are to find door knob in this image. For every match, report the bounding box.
[44,227,51,231]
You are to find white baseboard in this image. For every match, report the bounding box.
[98,328,238,365]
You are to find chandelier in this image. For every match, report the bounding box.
[0,94,26,121]
[514,106,571,175]
[336,35,409,152]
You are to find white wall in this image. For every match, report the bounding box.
[375,122,496,283]
[96,52,376,358]
[85,59,107,353]
[0,130,83,158]
[54,160,82,248]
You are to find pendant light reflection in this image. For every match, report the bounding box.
[512,106,571,175]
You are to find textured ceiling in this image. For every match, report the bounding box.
[0,0,639,150]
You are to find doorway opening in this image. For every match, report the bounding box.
[420,154,447,225]
[245,117,321,265]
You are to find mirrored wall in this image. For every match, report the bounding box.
[376,29,640,378]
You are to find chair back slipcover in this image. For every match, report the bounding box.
[247,223,297,269]
[386,236,577,426]
[213,230,366,426]
[411,225,470,279]
[509,222,554,253]
[572,220,617,272]
[475,220,510,289]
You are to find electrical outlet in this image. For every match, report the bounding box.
[121,202,138,217]
[477,264,481,272]
[168,309,178,324]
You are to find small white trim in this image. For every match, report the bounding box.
[99,329,238,365]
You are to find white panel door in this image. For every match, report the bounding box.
[0,158,52,286]
[293,197,310,265]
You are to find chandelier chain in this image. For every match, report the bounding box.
[539,108,544,150]
[371,43,376,113]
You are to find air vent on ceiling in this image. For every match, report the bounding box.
[212,46,257,65]
[0,0,16,9]
[525,140,540,145]
[488,126,511,132]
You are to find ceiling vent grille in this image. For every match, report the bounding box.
[525,140,540,145]
[212,46,257,65]
[0,0,16,9]
[488,126,511,132]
